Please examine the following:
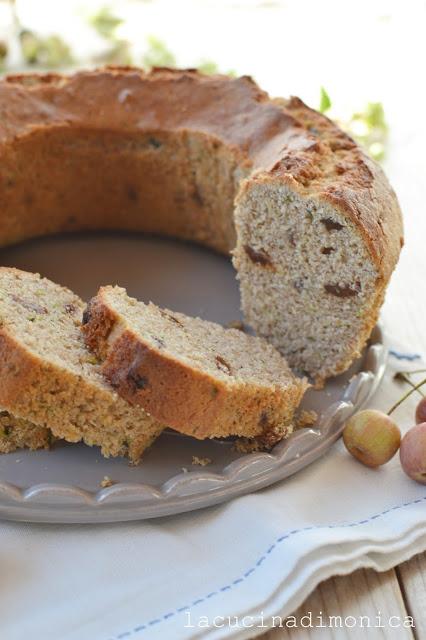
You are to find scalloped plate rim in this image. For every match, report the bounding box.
[0,327,387,523]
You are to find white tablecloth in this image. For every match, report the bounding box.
[0,343,425,640]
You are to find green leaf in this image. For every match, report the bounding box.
[343,101,388,163]
[142,36,176,69]
[352,102,388,132]
[42,35,73,67]
[0,41,7,64]
[197,59,219,75]
[319,86,332,113]
[89,7,123,40]
[197,59,236,77]
[19,30,73,67]
[95,40,133,66]
[19,30,41,64]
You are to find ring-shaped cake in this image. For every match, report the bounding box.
[0,67,403,384]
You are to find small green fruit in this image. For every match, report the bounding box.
[343,409,401,468]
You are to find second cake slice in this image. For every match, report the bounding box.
[83,286,308,446]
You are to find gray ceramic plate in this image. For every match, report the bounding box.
[0,233,386,523]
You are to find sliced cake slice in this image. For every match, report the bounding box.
[82,286,308,445]
[0,268,164,463]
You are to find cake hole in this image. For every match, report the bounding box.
[321,247,335,255]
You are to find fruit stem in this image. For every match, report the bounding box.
[395,371,425,397]
[387,376,426,416]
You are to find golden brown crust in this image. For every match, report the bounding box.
[82,289,307,441]
[0,68,299,163]
[0,67,402,279]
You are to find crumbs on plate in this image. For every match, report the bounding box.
[295,409,318,428]
[191,455,212,467]
[100,475,114,488]
[232,439,263,454]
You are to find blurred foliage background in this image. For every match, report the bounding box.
[1,0,420,163]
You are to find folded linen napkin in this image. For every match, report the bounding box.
[0,340,425,640]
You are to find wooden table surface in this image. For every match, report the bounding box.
[258,110,426,638]
[260,557,426,639]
